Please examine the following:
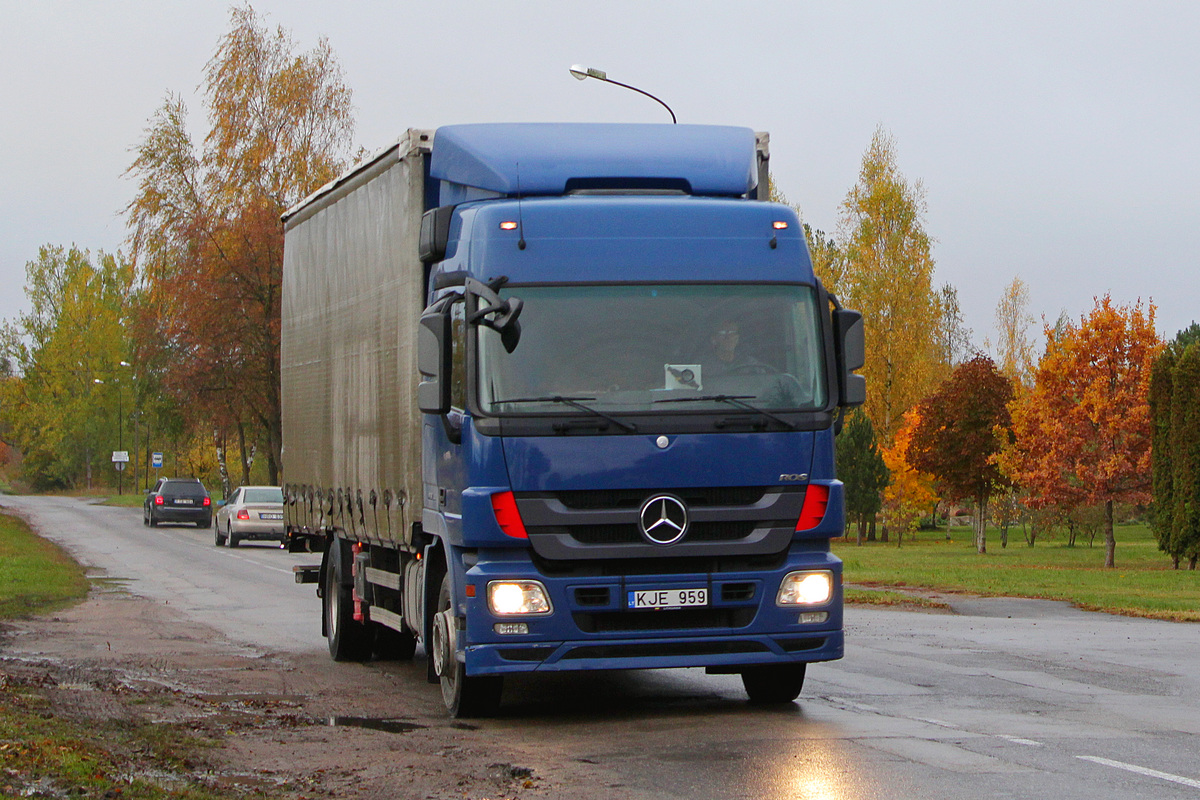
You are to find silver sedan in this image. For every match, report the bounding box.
[214,486,285,548]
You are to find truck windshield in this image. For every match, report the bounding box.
[477,284,827,415]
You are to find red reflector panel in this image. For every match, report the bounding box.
[796,484,830,532]
[491,491,528,539]
[237,509,250,520]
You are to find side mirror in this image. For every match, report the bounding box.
[833,309,866,408]
[417,301,453,414]
[418,206,455,263]
[466,278,522,353]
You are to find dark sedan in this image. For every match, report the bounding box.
[144,477,212,528]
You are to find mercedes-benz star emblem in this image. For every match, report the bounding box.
[638,494,689,545]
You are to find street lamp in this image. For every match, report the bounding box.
[569,64,677,124]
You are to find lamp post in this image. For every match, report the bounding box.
[569,65,677,124]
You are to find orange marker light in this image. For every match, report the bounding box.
[772,221,789,230]
[499,221,519,231]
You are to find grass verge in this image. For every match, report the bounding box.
[0,681,238,800]
[0,511,88,619]
[836,523,1200,622]
[0,509,287,799]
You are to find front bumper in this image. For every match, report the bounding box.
[459,547,843,676]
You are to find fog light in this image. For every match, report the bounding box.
[494,622,529,635]
[800,611,829,625]
[487,581,552,615]
[777,571,833,606]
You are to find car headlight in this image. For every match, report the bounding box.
[487,581,552,615]
[776,571,834,606]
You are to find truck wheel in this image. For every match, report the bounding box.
[374,625,417,661]
[324,542,372,662]
[432,573,502,717]
[741,664,806,704]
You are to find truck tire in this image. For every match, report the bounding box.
[740,663,806,704]
[324,542,372,662]
[432,573,502,718]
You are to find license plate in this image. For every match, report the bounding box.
[627,588,707,610]
[175,498,193,505]
[259,512,283,520]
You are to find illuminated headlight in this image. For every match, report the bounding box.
[487,581,552,615]
[776,571,834,606]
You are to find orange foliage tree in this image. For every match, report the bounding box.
[909,355,1013,554]
[880,408,939,545]
[125,6,353,486]
[1002,295,1163,567]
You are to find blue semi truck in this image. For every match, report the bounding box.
[281,123,865,716]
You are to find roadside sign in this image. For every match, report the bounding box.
[112,451,129,463]
[114,462,126,472]
[152,452,163,469]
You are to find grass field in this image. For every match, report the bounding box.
[835,522,1200,622]
[0,510,88,618]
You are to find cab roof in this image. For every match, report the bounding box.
[430,123,759,198]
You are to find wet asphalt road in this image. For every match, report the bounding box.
[5,494,1200,799]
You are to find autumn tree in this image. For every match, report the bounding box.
[909,355,1013,554]
[991,276,1036,387]
[125,5,354,484]
[838,127,940,442]
[880,408,939,545]
[804,224,844,300]
[0,246,134,489]
[836,410,890,545]
[936,283,973,371]
[1003,295,1162,568]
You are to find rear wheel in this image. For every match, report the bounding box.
[226,524,240,548]
[740,664,806,704]
[148,509,158,528]
[324,542,372,662]
[432,573,502,717]
[214,523,226,546]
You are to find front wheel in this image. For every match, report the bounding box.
[432,573,502,717]
[741,663,806,704]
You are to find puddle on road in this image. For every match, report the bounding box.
[327,715,426,734]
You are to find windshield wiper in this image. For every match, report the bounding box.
[493,395,638,433]
[653,394,796,431]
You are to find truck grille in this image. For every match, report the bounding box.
[573,607,755,633]
[553,486,767,510]
[567,520,755,545]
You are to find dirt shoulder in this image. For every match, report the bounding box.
[0,586,621,799]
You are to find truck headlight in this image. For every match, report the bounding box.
[487,581,552,615]
[776,571,833,606]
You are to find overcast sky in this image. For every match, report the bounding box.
[3,1,1198,349]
